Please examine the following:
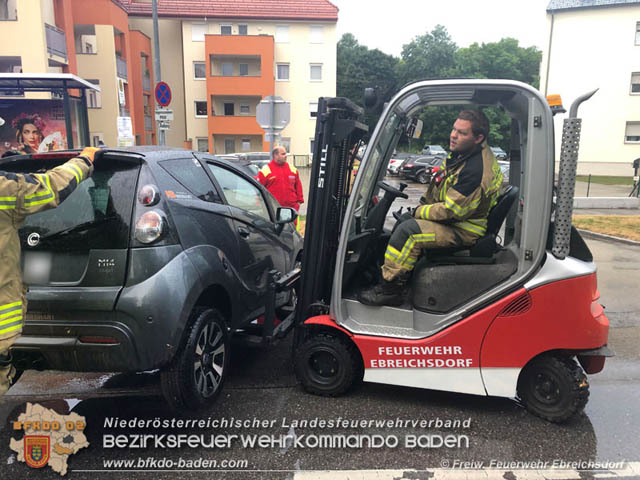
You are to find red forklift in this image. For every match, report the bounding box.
[292,79,612,423]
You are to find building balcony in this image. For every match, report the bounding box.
[209,115,263,136]
[116,55,128,80]
[45,23,67,61]
[208,75,272,96]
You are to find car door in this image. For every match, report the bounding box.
[204,161,288,311]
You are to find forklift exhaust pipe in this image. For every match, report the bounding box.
[551,89,598,260]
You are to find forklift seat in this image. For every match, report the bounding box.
[430,185,519,264]
[469,185,519,257]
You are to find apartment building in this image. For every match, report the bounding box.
[541,0,640,175]
[125,0,338,155]
[0,0,156,147]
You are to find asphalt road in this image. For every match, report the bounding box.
[1,234,638,479]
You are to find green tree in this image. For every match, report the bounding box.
[454,38,542,87]
[336,33,398,128]
[396,25,457,85]
[451,38,543,150]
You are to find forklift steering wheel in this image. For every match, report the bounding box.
[378,181,409,199]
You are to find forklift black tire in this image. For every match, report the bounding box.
[517,355,589,423]
[295,333,361,396]
[416,170,429,184]
[161,308,229,411]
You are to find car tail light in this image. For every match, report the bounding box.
[405,163,414,168]
[137,184,160,206]
[30,152,78,160]
[135,211,165,244]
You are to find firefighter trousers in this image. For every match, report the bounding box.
[381,217,477,282]
[0,334,18,395]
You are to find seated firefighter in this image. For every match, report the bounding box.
[358,109,503,307]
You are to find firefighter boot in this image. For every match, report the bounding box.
[358,274,409,307]
[0,352,16,395]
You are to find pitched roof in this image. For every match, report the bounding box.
[118,0,338,21]
[547,0,640,11]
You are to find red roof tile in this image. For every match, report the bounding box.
[120,0,338,21]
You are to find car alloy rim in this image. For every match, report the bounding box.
[193,321,225,398]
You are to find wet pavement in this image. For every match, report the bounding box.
[1,235,638,478]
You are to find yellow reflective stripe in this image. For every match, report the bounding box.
[25,175,50,199]
[0,323,22,336]
[60,165,80,184]
[0,309,21,320]
[397,233,435,265]
[417,204,433,219]
[403,256,417,266]
[25,174,54,207]
[385,245,401,260]
[444,195,465,216]
[0,301,21,311]
[456,221,486,236]
[0,196,16,201]
[0,313,21,325]
[384,252,398,263]
[289,165,297,174]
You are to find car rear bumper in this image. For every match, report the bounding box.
[12,320,144,372]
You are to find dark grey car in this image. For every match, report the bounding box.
[3,147,302,409]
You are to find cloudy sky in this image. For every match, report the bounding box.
[330,0,551,56]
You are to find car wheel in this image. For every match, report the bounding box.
[161,308,229,410]
[517,355,589,423]
[416,170,429,184]
[294,332,362,396]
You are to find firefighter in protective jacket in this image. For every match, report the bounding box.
[359,110,503,306]
[0,147,98,394]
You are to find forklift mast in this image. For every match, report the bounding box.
[296,97,368,324]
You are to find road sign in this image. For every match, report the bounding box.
[157,121,171,131]
[155,108,173,121]
[264,132,281,143]
[256,95,290,131]
[155,81,172,107]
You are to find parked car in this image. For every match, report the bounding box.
[5,147,303,410]
[490,146,508,161]
[387,152,415,176]
[214,154,260,178]
[421,145,447,157]
[235,151,271,170]
[498,160,510,185]
[400,155,445,184]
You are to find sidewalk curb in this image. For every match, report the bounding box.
[577,229,640,246]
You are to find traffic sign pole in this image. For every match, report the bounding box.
[256,95,290,155]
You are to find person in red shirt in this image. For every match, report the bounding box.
[257,146,304,224]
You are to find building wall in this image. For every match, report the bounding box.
[129,30,155,144]
[76,24,119,146]
[182,21,209,150]
[0,0,49,99]
[541,5,640,175]
[180,19,336,155]
[128,17,187,148]
[273,21,337,155]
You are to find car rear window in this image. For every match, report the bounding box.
[6,157,140,250]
